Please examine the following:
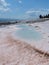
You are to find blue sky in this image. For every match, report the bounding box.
[0,0,49,19]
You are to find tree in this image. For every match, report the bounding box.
[39,14,49,18]
[39,15,43,18]
[47,14,49,18]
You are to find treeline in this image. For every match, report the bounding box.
[39,14,49,18]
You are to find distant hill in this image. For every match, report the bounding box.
[0,18,20,25]
[0,18,18,23]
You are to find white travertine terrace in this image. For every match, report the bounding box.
[0,22,49,65]
[29,20,49,55]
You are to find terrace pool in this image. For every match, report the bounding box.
[14,24,42,42]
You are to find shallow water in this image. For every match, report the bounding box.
[14,24,42,42]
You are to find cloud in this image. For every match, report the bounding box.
[0,0,10,7]
[22,8,49,19]
[0,0,10,12]
[17,8,49,19]
[0,6,10,12]
[26,9,49,16]
[18,0,22,4]
[26,10,40,14]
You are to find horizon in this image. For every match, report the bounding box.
[0,0,49,19]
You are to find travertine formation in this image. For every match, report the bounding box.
[0,25,49,65]
[29,20,49,55]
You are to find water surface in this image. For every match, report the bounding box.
[14,24,42,42]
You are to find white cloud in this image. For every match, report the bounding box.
[0,6,10,12]
[0,0,10,12]
[23,8,49,19]
[0,0,10,7]
[26,9,49,15]
[26,10,40,14]
[18,0,22,4]
[22,14,30,19]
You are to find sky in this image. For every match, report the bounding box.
[0,0,49,19]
